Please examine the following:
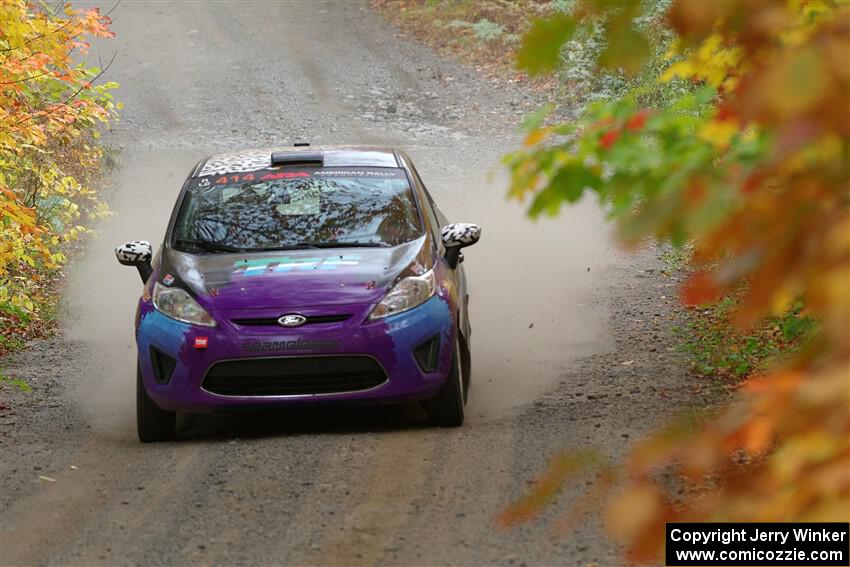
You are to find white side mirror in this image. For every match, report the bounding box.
[115,240,153,282]
[440,223,481,268]
[440,223,481,248]
[115,240,153,265]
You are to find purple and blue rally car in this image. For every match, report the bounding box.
[115,145,481,442]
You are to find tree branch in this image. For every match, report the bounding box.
[0,69,54,86]
[0,17,78,54]
[10,49,116,129]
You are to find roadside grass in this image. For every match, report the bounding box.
[371,0,551,80]
[0,262,64,394]
[372,0,687,115]
[660,242,692,274]
[660,243,816,393]
[0,372,33,394]
[674,295,817,393]
[0,268,60,356]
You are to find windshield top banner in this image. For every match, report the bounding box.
[195,167,407,188]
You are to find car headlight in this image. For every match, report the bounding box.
[152,282,216,327]
[369,270,436,320]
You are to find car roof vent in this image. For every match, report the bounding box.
[270,151,323,167]
[293,142,310,147]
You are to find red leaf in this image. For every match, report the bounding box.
[715,103,737,122]
[681,271,720,306]
[741,171,764,194]
[600,128,621,149]
[685,178,706,206]
[626,109,651,132]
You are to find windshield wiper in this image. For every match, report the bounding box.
[174,238,247,253]
[296,241,391,249]
[176,238,386,254]
[243,244,321,251]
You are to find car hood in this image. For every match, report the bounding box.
[158,235,431,310]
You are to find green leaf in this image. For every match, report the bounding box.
[528,162,601,217]
[598,22,650,76]
[0,301,30,321]
[516,14,576,75]
[521,103,556,131]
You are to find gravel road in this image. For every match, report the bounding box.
[0,2,694,566]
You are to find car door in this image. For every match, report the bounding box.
[400,153,471,342]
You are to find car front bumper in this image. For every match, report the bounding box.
[136,295,455,412]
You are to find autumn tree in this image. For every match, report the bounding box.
[500,0,849,561]
[0,0,117,345]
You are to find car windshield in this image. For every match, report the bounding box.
[172,167,423,252]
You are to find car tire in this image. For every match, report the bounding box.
[426,336,466,427]
[136,363,176,443]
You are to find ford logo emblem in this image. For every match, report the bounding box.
[277,314,307,327]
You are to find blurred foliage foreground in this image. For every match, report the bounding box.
[499,0,849,562]
[0,0,117,359]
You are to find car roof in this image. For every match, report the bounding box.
[193,145,402,178]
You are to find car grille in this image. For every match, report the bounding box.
[202,356,387,396]
[230,314,351,326]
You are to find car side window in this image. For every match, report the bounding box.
[406,162,443,244]
[409,163,450,228]
[432,200,449,228]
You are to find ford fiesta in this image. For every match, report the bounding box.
[116,146,480,442]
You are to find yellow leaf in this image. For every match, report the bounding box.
[698,119,739,149]
[524,127,552,147]
[660,60,694,83]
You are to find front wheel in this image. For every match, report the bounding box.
[425,336,466,427]
[136,363,176,443]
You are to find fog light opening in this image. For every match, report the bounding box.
[414,335,440,373]
[150,346,177,384]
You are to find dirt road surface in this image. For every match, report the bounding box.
[1,2,693,566]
